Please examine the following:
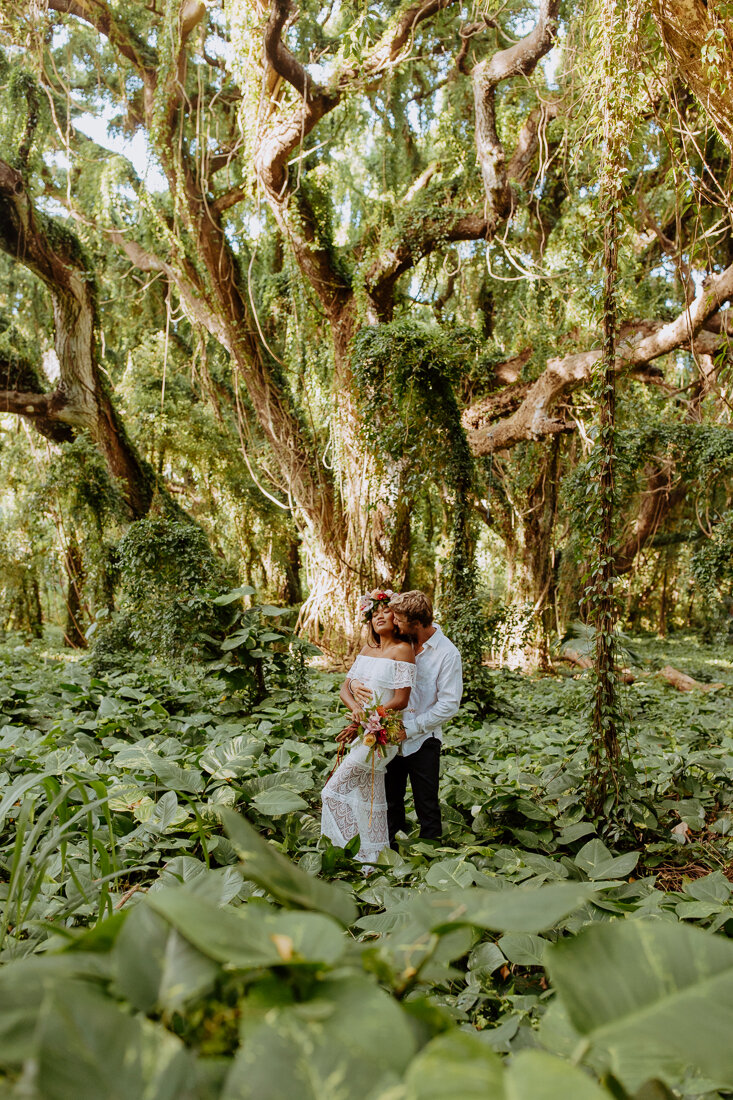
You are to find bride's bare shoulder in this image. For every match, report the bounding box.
[390,641,415,663]
[358,645,376,657]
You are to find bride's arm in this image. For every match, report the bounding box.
[387,686,411,711]
[340,678,363,718]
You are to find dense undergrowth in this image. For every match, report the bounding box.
[0,627,732,1099]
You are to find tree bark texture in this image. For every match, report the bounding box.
[0,159,154,518]
[652,0,733,152]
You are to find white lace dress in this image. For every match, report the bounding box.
[321,655,416,864]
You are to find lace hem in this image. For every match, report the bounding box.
[321,749,391,864]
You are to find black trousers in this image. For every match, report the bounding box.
[385,737,442,845]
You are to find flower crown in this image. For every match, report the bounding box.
[358,589,395,624]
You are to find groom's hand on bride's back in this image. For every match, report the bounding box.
[350,680,371,708]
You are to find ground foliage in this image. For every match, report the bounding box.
[0,622,732,1098]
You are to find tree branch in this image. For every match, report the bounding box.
[472,0,559,222]
[257,0,456,192]
[47,0,156,77]
[614,463,687,574]
[464,262,733,454]
[365,211,489,318]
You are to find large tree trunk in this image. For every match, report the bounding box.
[0,159,154,519]
[652,0,733,152]
[63,537,87,649]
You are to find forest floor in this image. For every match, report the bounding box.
[0,632,732,1097]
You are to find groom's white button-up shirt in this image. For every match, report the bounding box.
[402,624,463,756]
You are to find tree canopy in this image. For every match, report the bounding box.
[0,0,731,659]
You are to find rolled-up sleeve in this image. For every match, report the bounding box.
[414,650,463,734]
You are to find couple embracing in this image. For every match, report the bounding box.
[321,590,463,864]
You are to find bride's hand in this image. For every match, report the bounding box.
[336,718,361,744]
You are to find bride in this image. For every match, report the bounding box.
[321,591,415,865]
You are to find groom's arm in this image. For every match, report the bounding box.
[412,651,463,735]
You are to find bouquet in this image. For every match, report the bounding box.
[360,705,406,761]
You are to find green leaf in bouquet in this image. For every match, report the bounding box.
[220,807,358,926]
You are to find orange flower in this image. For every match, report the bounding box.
[364,732,376,746]
[376,705,386,717]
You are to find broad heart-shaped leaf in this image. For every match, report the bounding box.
[682,869,732,903]
[146,790,190,832]
[199,735,264,779]
[147,887,345,968]
[222,975,415,1100]
[0,956,110,1065]
[497,932,547,966]
[220,808,357,926]
[113,902,219,1014]
[546,920,733,1091]
[574,839,639,881]
[410,881,597,934]
[212,585,256,604]
[424,857,477,890]
[403,1032,611,1099]
[35,981,196,1100]
[251,787,308,816]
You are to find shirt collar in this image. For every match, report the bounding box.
[422,624,442,648]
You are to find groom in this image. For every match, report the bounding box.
[351,590,463,846]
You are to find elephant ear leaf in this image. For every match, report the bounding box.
[220,808,357,926]
[547,920,733,1092]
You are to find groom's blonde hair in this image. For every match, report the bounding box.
[389,590,433,627]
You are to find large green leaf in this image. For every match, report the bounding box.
[403,1034,611,1098]
[574,839,639,882]
[199,736,264,779]
[497,932,547,966]
[0,956,108,1065]
[35,982,195,1100]
[251,787,309,816]
[113,901,219,1013]
[147,887,345,968]
[222,975,415,1099]
[507,1050,612,1099]
[408,882,597,934]
[220,808,357,926]
[212,586,256,605]
[547,920,733,1090]
[424,858,477,890]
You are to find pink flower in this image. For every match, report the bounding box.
[364,712,383,735]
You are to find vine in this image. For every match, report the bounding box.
[582,0,641,816]
[351,320,494,711]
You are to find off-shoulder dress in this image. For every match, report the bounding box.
[321,654,416,864]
